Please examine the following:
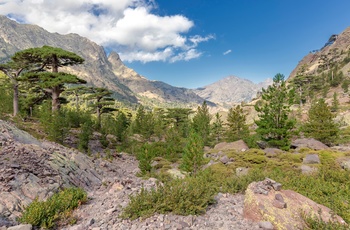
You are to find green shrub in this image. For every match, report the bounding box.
[137,143,157,176]
[20,187,87,229]
[121,171,217,220]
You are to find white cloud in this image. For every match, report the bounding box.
[223,49,232,55]
[0,0,214,63]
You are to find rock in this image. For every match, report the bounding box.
[258,221,274,230]
[339,158,350,170]
[272,199,287,209]
[256,140,268,149]
[220,155,230,164]
[166,168,185,179]
[244,181,346,230]
[291,138,329,150]
[7,224,32,230]
[236,167,249,177]
[264,148,283,157]
[300,165,318,174]
[303,154,321,164]
[214,140,249,152]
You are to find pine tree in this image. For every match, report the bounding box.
[303,98,339,146]
[18,46,86,111]
[331,92,339,112]
[226,105,249,142]
[192,101,211,145]
[211,112,224,144]
[255,73,295,150]
[181,130,204,177]
[86,87,116,128]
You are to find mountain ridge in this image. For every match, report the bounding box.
[0,15,271,108]
[194,75,272,107]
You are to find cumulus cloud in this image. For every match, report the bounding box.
[223,49,232,55]
[0,0,214,63]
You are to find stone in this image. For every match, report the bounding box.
[303,154,321,164]
[236,167,249,177]
[300,165,318,174]
[339,158,350,170]
[256,140,268,149]
[214,140,249,152]
[220,155,230,164]
[291,138,329,150]
[272,199,287,209]
[7,224,32,230]
[244,181,346,230]
[264,148,283,157]
[166,168,185,179]
[258,221,274,230]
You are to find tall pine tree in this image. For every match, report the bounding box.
[255,73,295,150]
[303,98,339,146]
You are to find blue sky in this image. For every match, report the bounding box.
[1,0,350,88]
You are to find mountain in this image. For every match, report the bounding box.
[0,15,206,107]
[108,51,206,107]
[193,76,272,106]
[289,26,350,80]
[0,15,137,103]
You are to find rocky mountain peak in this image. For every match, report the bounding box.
[194,75,271,107]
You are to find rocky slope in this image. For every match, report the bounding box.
[194,76,272,107]
[0,15,137,103]
[0,15,208,107]
[289,26,350,80]
[108,52,206,107]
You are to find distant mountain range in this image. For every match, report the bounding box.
[194,76,272,106]
[0,15,270,108]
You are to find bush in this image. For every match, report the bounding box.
[20,187,87,229]
[121,171,217,220]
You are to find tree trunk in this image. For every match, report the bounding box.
[13,83,19,116]
[97,106,101,129]
[51,86,61,111]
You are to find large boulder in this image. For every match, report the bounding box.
[214,140,249,152]
[244,179,346,230]
[291,138,329,150]
[302,154,321,164]
[338,158,350,170]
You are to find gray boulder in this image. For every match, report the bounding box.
[291,138,329,150]
[236,167,249,177]
[303,154,321,164]
[214,140,249,152]
[300,165,318,174]
[264,148,283,157]
[7,225,32,230]
[339,158,350,170]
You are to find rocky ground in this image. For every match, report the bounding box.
[1,119,348,230]
[63,155,260,230]
[0,120,262,230]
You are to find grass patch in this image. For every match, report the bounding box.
[19,187,87,229]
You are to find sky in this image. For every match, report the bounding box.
[1,0,350,89]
